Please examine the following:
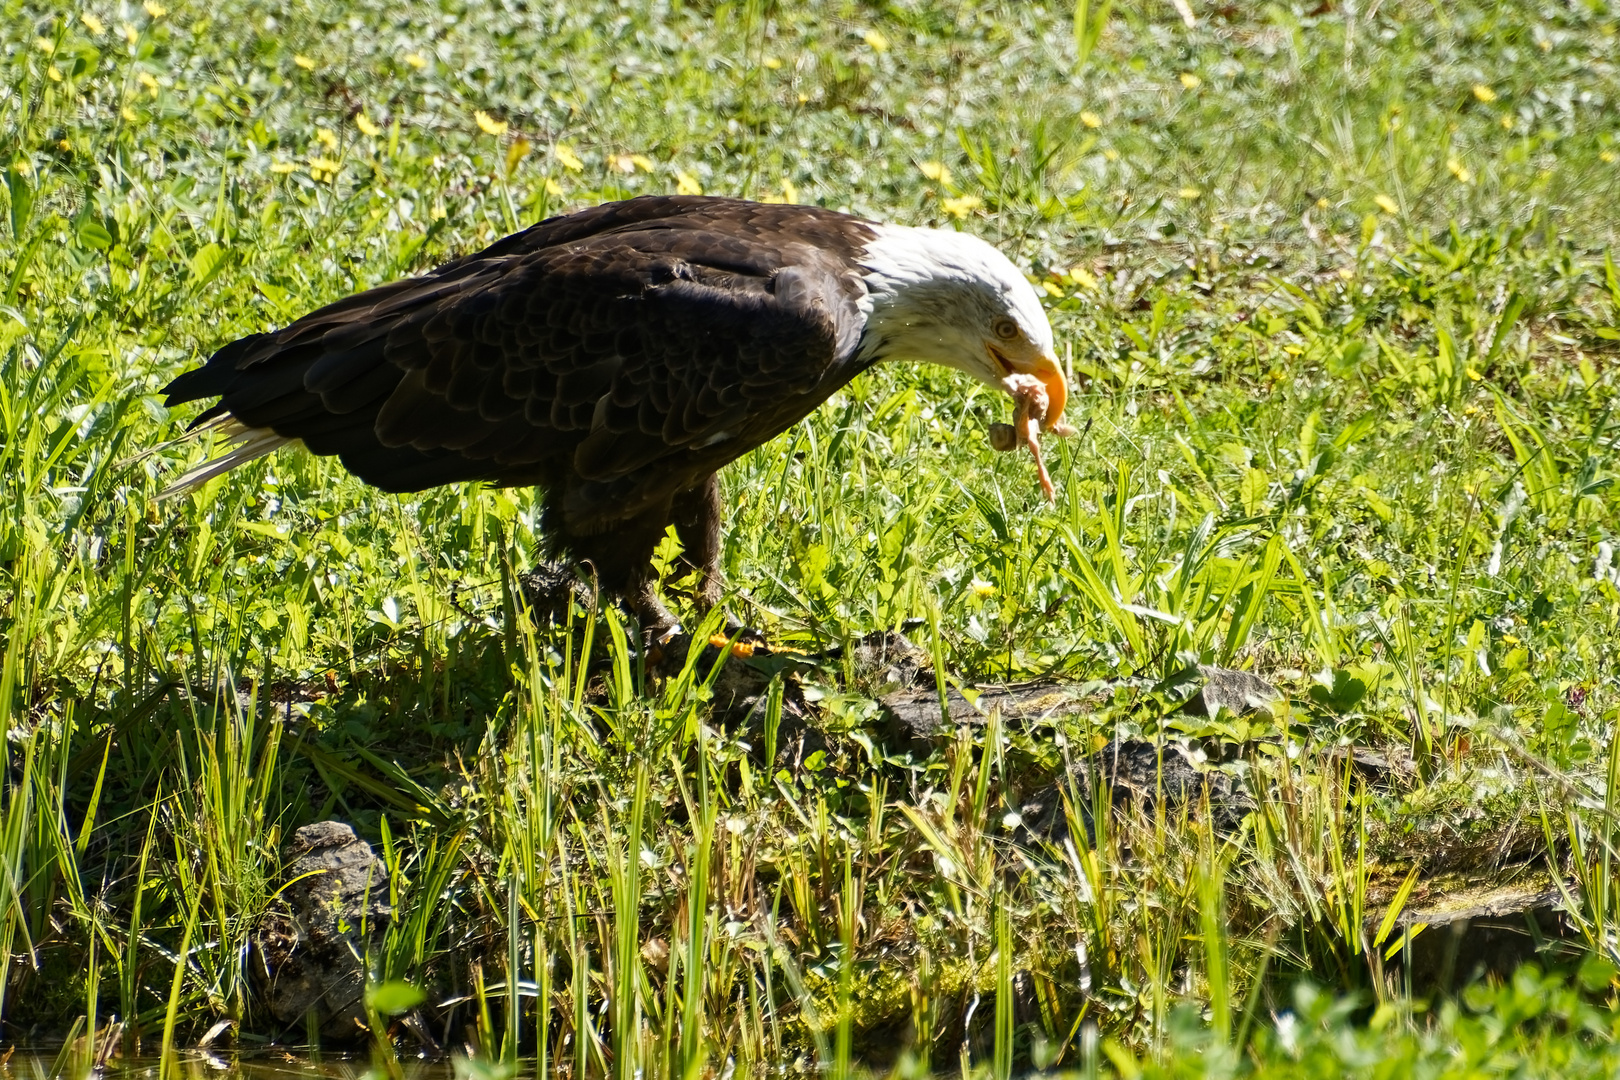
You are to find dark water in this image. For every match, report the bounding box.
[0,1055,469,1080]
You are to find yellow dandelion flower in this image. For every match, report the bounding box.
[120,104,137,121]
[315,127,338,150]
[270,161,297,174]
[404,52,428,69]
[1374,193,1399,214]
[544,177,563,196]
[1337,267,1355,280]
[58,138,73,152]
[1603,150,1618,164]
[504,138,532,175]
[1500,113,1514,130]
[474,110,508,136]
[630,154,656,173]
[763,56,782,70]
[1283,345,1303,356]
[1501,633,1520,644]
[941,194,982,218]
[1446,157,1471,183]
[35,38,55,53]
[293,54,315,70]
[355,113,381,137]
[430,204,447,220]
[1316,196,1329,209]
[1069,267,1097,289]
[863,29,889,51]
[143,0,166,17]
[1080,111,1102,129]
[81,13,106,35]
[970,579,996,598]
[1103,147,1119,161]
[308,156,340,173]
[47,65,63,82]
[137,71,159,96]
[1472,84,1497,103]
[1179,72,1201,89]
[762,176,799,204]
[1042,281,1063,298]
[1466,367,1483,381]
[1179,186,1201,199]
[554,144,584,171]
[797,92,809,104]
[120,23,138,43]
[675,170,703,196]
[918,160,951,184]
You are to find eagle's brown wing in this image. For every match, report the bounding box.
[163,197,874,528]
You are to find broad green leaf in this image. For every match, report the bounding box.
[76,219,112,251]
[188,242,229,290]
[1240,467,1269,516]
[366,980,425,1015]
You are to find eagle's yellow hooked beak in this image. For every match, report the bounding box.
[988,342,1072,433]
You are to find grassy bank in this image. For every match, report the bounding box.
[2,0,1619,1074]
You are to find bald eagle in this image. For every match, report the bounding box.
[162,196,1070,637]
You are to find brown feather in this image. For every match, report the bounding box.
[161,195,880,598]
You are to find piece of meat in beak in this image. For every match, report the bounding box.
[989,372,1076,501]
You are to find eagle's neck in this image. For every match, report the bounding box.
[852,224,1018,382]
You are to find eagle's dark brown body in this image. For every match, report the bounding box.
[165,196,881,627]
[166,194,1070,636]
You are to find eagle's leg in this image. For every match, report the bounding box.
[671,474,724,613]
[672,475,766,648]
[564,502,683,643]
[625,567,681,641]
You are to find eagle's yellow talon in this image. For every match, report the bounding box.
[709,633,757,658]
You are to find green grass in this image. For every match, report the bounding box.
[3,0,1620,1074]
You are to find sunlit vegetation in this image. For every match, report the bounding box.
[2,0,1619,1075]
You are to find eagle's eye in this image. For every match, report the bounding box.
[993,317,1019,341]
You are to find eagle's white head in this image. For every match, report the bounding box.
[856,222,1073,496]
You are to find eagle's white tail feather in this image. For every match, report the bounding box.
[114,413,241,472]
[157,421,292,499]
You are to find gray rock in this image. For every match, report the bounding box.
[879,663,1279,751]
[848,630,930,693]
[1333,745,1417,786]
[257,821,391,1039]
[1021,739,1255,842]
[878,681,1082,748]
[705,649,826,771]
[1167,664,1282,719]
[1372,882,1577,992]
